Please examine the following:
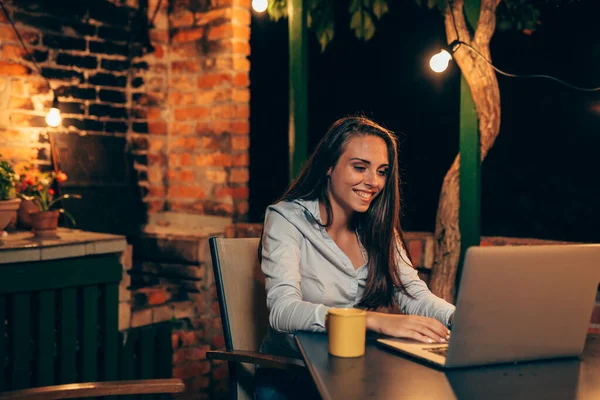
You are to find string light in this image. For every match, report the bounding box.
[0,0,62,126]
[252,0,268,13]
[431,0,600,92]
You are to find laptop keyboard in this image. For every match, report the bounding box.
[424,346,448,357]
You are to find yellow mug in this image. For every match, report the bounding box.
[327,308,367,358]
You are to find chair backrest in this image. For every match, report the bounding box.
[209,237,268,400]
[210,237,268,353]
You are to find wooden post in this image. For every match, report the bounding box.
[288,0,308,180]
[457,0,481,295]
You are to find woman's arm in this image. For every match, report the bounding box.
[262,209,330,333]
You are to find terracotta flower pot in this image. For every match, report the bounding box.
[0,198,21,232]
[17,199,39,229]
[30,210,60,239]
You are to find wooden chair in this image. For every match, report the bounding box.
[0,378,185,400]
[206,237,305,400]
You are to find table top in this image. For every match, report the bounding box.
[295,332,600,400]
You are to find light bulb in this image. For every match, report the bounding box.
[430,49,452,73]
[45,107,62,128]
[252,0,268,12]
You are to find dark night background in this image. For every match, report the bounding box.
[248,0,600,243]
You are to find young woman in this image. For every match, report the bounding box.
[255,116,455,399]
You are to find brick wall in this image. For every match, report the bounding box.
[0,0,250,223]
[0,1,250,399]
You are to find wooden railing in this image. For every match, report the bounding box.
[0,254,173,394]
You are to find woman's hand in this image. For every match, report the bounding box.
[366,312,450,344]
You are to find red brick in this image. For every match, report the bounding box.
[2,45,25,59]
[205,169,227,184]
[231,136,249,150]
[232,72,249,87]
[230,168,248,183]
[216,186,248,199]
[236,200,249,216]
[232,7,251,25]
[197,121,231,135]
[150,30,169,43]
[8,96,33,110]
[193,8,232,26]
[211,334,225,349]
[232,25,250,41]
[168,92,196,106]
[153,44,165,58]
[181,153,193,166]
[199,137,221,150]
[189,376,211,392]
[233,57,250,71]
[147,107,161,120]
[195,153,232,167]
[172,333,180,349]
[212,364,228,381]
[232,41,250,56]
[9,113,45,127]
[0,61,30,76]
[170,122,195,136]
[172,346,210,364]
[232,153,249,166]
[170,11,194,28]
[0,26,38,45]
[171,27,206,43]
[177,331,197,347]
[197,73,231,88]
[147,185,166,197]
[148,168,164,184]
[231,120,249,134]
[208,23,233,41]
[174,106,210,120]
[168,185,206,199]
[197,89,231,104]
[172,361,211,380]
[172,60,200,74]
[211,104,248,119]
[148,121,167,134]
[146,199,166,212]
[170,76,196,91]
[173,137,198,150]
[232,88,249,102]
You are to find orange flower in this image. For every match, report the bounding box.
[55,172,68,182]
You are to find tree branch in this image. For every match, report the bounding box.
[473,0,500,48]
[444,0,471,45]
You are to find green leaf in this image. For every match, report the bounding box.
[372,0,389,20]
[267,0,288,22]
[58,208,76,227]
[350,9,375,41]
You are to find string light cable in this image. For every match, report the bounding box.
[0,0,62,126]
[455,40,600,92]
[443,0,600,92]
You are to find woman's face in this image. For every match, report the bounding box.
[327,134,389,216]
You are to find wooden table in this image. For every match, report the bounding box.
[295,332,600,400]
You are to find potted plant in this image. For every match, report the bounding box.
[16,166,81,238]
[0,157,20,233]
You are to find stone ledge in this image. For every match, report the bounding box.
[0,228,127,264]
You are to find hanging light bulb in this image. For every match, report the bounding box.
[252,0,268,12]
[430,49,452,73]
[45,96,62,128]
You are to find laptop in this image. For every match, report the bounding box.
[377,244,600,368]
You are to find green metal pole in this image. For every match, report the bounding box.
[456,0,481,295]
[288,0,308,181]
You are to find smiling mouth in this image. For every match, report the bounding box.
[354,190,374,201]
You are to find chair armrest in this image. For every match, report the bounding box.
[0,379,185,400]
[207,349,305,371]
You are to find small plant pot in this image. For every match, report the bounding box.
[30,210,60,239]
[0,198,21,232]
[17,199,39,229]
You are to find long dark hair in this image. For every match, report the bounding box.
[261,116,413,309]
